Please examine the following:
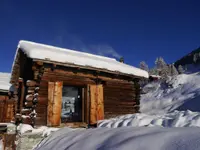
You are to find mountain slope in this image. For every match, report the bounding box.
[141,72,200,114]
[174,47,200,66]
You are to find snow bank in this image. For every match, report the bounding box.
[34,127,200,150]
[0,140,3,150]
[0,72,11,92]
[98,110,200,128]
[16,40,148,78]
[16,124,61,150]
[17,124,59,137]
[141,73,200,114]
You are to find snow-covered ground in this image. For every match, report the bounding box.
[15,124,60,150]
[98,110,200,128]
[141,72,200,114]
[99,72,200,128]
[34,127,200,150]
[7,72,200,150]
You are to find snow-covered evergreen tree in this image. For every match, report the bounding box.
[155,57,166,70]
[155,57,169,79]
[178,65,184,74]
[193,53,198,63]
[149,68,159,75]
[139,61,149,72]
[170,64,179,76]
[160,65,170,79]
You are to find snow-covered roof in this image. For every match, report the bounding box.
[16,40,148,78]
[0,73,11,92]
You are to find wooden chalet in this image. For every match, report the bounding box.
[0,73,14,123]
[10,40,149,127]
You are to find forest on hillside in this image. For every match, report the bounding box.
[139,47,200,79]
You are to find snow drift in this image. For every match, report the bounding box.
[98,72,200,128]
[98,110,200,128]
[141,73,200,114]
[34,127,200,150]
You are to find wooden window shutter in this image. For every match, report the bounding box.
[47,81,63,126]
[89,84,104,125]
[97,84,104,121]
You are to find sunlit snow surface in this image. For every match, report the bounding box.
[141,73,200,114]
[21,73,200,150]
[34,127,200,150]
[0,72,11,91]
[16,40,149,78]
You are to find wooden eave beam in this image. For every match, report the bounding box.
[32,59,143,80]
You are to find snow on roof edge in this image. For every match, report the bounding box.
[16,40,149,78]
[18,40,117,62]
[0,72,12,91]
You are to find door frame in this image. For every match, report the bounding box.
[61,85,83,123]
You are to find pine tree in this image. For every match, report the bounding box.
[170,64,179,76]
[155,57,166,70]
[149,68,159,75]
[155,57,169,78]
[160,65,169,79]
[139,61,149,72]
[178,65,184,74]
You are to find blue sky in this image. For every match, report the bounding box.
[0,0,200,72]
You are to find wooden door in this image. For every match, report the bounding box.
[47,81,63,126]
[89,84,104,125]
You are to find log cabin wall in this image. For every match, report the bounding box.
[36,64,140,126]
[103,80,139,119]
[11,49,36,125]
[13,55,141,127]
[37,67,96,126]
[0,92,14,122]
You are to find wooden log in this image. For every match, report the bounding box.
[27,90,35,94]
[25,101,33,107]
[104,101,136,105]
[32,98,38,104]
[26,94,34,101]
[27,87,36,91]
[21,109,32,114]
[25,98,33,103]
[104,88,135,92]
[13,95,18,99]
[36,61,43,66]
[0,96,7,101]
[34,71,39,80]
[26,80,37,87]
[22,117,32,124]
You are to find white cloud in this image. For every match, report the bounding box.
[48,30,121,59]
[89,44,121,59]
